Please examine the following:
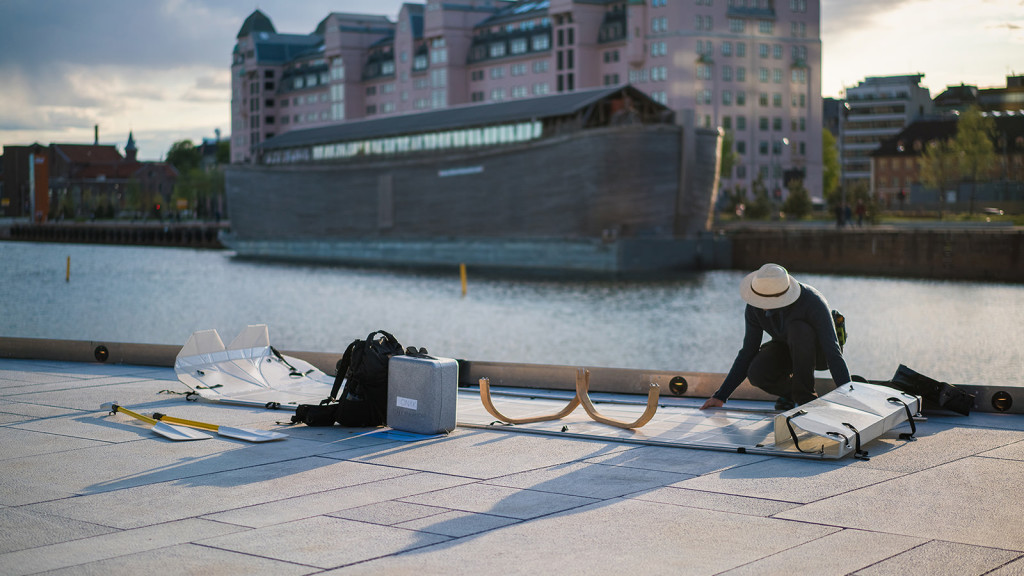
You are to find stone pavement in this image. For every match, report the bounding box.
[2,358,1024,575]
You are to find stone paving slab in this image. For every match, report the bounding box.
[4,358,1024,575]
[203,471,476,528]
[0,518,247,576]
[776,456,1024,552]
[36,542,315,576]
[331,497,840,575]
[852,540,1022,576]
[717,528,927,576]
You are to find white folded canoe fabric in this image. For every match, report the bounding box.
[457,381,921,460]
[174,325,335,410]
[774,382,922,459]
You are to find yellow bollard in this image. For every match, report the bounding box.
[459,263,467,297]
[66,256,70,283]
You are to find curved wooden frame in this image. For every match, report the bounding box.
[478,377,581,424]
[575,369,660,429]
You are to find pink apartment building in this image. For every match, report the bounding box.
[231,0,822,197]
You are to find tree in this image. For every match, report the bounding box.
[216,140,230,165]
[954,106,996,215]
[166,140,202,174]
[719,130,737,180]
[918,138,960,218]
[782,179,812,219]
[821,129,840,207]
[744,175,774,220]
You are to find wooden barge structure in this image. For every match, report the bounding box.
[224,86,729,275]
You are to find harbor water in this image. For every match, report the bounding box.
[1,241,1021,387]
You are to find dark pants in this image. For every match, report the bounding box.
[748,320,826,405]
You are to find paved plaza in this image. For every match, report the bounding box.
[2,358,1024,575]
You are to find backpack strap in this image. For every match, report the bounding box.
[367,330,400,352]
[325,340,357,404]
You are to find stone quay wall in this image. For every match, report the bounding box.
[728,227,1024,283]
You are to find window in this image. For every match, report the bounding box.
[773,68,782,83]
[759,67,769,82]
[533,82,550,95]
[723,90,732,105]
[511,38,528,54]
[532,34,550,51]
[533,60,549,73]
[651,42,667,57]
[773,44,783,59]
[722,42,732,57]
[652,16,668,32]
[431,37,447,64]
[759,20,773,34]
[722,65,733,81]
[759,92,768,106]
[772,117,782,131]
[414,54,428,70]
[736,140,746,154]
[511,62,527,76]
[331,58,345,81]
[490,42,506,58]
[772,93,782,107]
[729,18,744,33]
[737,67,746,81]
[736,42,746,57]
[759,117,769,131]
[759,43,769,58]
[491,66,505,79]
[512,85,528,98]
[696,64,711,80]
[652,66,669,81]
[737,116,747,130]
[737,91,746,106]
[695,15,713,30]
[791,21,806,37]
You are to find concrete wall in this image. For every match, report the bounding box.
[730,228,1024,282]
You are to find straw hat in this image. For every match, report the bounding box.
[740,263,801,309]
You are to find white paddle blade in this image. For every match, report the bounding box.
[217,426,288,442]
[152,421,212,441]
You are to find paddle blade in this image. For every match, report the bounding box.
[152,421,212,441]
[216,426,288,443]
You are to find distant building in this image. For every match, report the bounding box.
[231,0,825,196]
[0,131,177,221]
[871,113,1024,210]
[933,75,1024,115]
[839,74,934,193]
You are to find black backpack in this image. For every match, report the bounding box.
[291,330,405,427]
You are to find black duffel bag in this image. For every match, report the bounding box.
[887,364,975,416]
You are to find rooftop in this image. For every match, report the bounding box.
[259,85,666,151]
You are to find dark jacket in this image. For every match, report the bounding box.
[713,283,851,401]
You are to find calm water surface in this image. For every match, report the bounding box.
[1,242,1021,387]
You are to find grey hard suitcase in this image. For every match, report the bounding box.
[387,354,459,434]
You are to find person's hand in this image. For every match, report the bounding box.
[700,397,725,410]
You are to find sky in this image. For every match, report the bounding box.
[0,0,1020,161]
